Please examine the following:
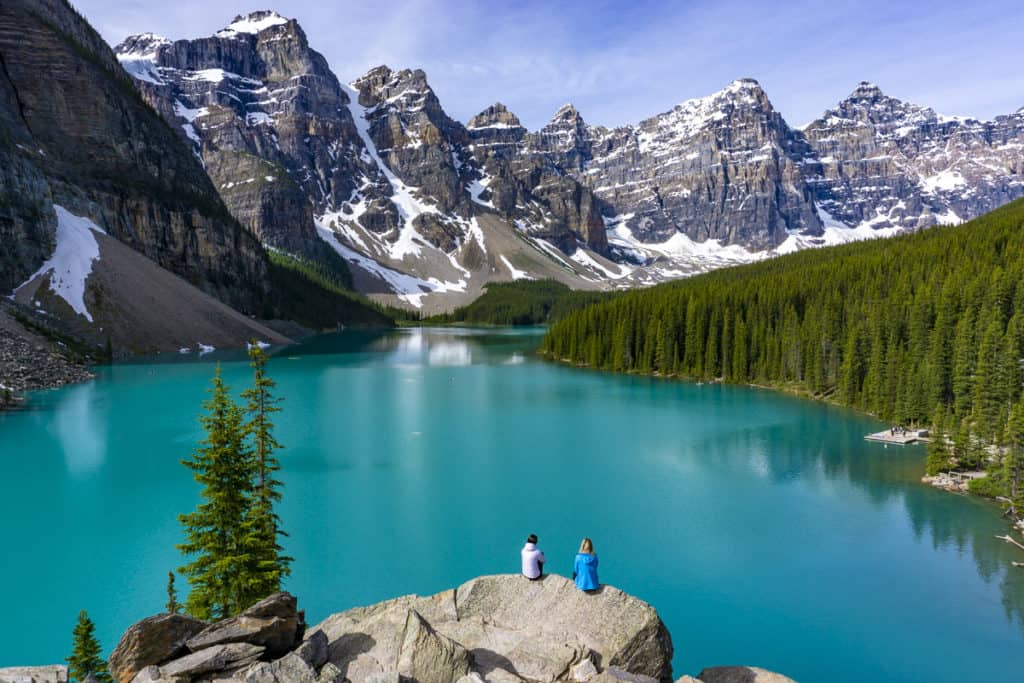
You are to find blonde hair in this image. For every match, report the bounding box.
[579,538,594,554]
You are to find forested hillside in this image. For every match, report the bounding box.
[427,280,613,326]
[543,199,1024,508]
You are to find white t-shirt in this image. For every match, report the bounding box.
[521,542,546,579]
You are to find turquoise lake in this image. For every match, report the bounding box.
[2,327,1023,681]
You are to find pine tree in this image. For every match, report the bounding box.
[239,344,292,604]
[67,610,111,683]
[1003,399,1024,521]
[178,366,254,620]
[925,405,953,476]
[166,571,179,614]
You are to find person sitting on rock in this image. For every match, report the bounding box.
[521,533,546,580]
[573,537,600,592]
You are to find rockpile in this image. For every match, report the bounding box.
[108,575,795,683]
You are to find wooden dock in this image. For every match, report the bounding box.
[865,429,930,445]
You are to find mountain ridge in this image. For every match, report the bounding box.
[99,9,1023,309]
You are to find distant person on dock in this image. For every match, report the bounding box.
[521,534,546,580]
[573,537,600,592]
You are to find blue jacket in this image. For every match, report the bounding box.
[573,552,599,591]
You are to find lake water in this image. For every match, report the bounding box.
[1,327,1022,681]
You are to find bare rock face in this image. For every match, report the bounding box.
[114,11,376,270]
[315,573,674,683]
[1,0,267,315]
[109,613,207,683]
[802,81,1024,230]
[185,593,304,659]
[157,642,265,680]
[396,610,472,683]
[520,81,822,251]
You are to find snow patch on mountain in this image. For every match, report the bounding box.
[342,83,445,260]
[217,12,289,37]
[115,33,168,84]
[14,206,107,322]
[316,222,467,308]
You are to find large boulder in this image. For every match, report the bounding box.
[397,610,472,683]
[696,667,797,683]
[315,574,673,683]
[109,613,206,683]
[186,593,303,658]
[157,643,265,680]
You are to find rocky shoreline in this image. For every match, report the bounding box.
[1,575,795,683]
[0,308,95,409]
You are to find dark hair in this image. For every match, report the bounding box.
[527,534,538,544]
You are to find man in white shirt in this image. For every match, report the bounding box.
[521,533,546,580]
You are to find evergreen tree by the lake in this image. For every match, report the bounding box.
[166,571,179,614]
[178,353,291,620]
[178,366,255,620]
[66,610,111,683]
[542,198,1024,510]
[240,344,292,601]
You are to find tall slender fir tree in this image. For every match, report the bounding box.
[67,610,111,683]
[178,366,254,620]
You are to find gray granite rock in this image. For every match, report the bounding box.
[396,610,472,683]
[159,643,265,680]
[315,574,673,683]
[186,593,302,659]
[109,612,207,683]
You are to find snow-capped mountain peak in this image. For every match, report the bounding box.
[217,11,291,37]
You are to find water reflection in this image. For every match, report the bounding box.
[52,382,105,475]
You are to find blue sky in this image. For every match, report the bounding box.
[79,0,1024,130]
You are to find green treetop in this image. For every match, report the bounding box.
[67,610,111,683]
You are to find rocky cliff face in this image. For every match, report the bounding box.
[802,81,1024,229]
[513,80,822,252]
[114,13,614,311]
[114,12,380,266]
[0,0,267,314]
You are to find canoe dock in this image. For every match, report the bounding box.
[865,429,930,445]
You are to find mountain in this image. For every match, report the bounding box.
[0,1,388,355]
[109,11,1024,310]
[802,81,1024,229]
[115,13,618,311]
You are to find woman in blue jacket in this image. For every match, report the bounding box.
[573,537,599,592]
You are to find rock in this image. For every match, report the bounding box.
[315,662,343,683]
[316,574,673,683]
[597,668,659,683]
[186,593,302,658]
[0,0,268,323]
[293,630,329,670]
[572,659,599,681]
[235,653,316,683]
[454,575,673,681]
[674,677,701,683]
[363,675,401,683]
[0,665,68,683]
[158,643,265,680]
[696,667,796,683]
[109,612,207,683]
[456,674,487,683]
[128,667,161,683]
[396,610,472,683]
